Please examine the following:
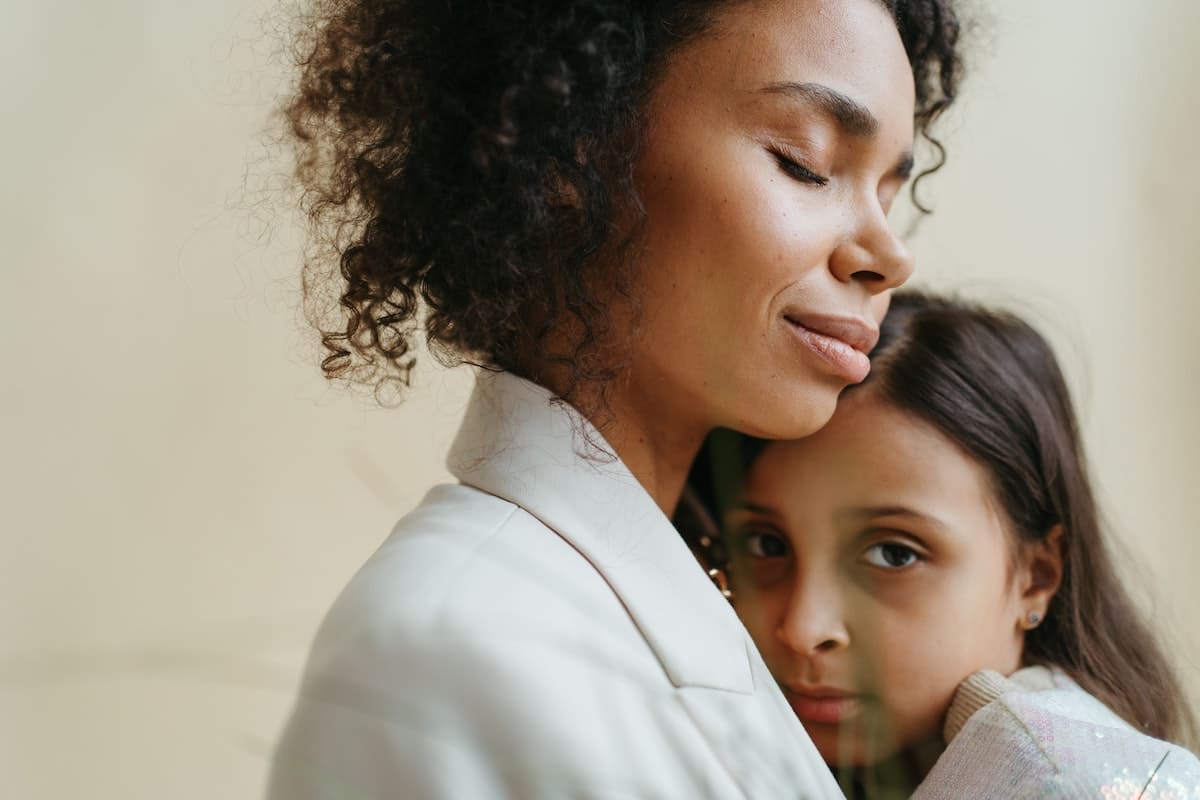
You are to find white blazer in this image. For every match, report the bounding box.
[268,371,843,799]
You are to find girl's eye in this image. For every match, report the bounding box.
[862,542,920,569]
[743,529,790,559]
[769,150,829,186]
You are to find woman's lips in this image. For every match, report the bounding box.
[783,313,877,384]
[784,687,866,725]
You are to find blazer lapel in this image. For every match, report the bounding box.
[447,370,751,692]
[677,648,847,799]
[448,371,845,799]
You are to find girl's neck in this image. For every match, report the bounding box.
[835,738,944,800]
[903,736,945,783]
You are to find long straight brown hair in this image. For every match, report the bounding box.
[687,290,1197,748]
[848,291,1195,746]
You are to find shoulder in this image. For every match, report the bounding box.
[915,668,1200,799]
[305,483,636,671]
[268,484,704,798]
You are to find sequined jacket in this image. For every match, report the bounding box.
[913,666,1200,799]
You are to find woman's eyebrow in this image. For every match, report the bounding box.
[757,81,879,137]
[894,154,915,180]
[756,81,914,179]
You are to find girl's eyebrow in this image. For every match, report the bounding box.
[841,505,951,534]
[732,501,784,519]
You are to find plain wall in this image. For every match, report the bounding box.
[2,1,1197,797]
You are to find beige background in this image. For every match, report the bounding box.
[2,1,1197,797]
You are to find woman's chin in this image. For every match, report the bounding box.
[732,384,842,441]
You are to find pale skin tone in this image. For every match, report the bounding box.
[551,0,917,513]
[727,388,1064,771]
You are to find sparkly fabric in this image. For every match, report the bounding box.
[913,668,1200,799]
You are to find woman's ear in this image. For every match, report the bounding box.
[1018,524,1065,627]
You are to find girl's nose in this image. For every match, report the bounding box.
[774,577,851,656]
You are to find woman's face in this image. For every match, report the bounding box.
[626,0,916,440]
[726,390,1027,766]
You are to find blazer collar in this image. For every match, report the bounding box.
[447,370,753,693]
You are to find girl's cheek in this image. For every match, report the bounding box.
[855,601,938,694]
[733,591,778,646]
[857,624,909,688]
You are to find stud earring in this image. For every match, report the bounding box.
[1026,610,1042,628]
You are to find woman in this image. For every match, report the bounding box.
[683,292,1199,797]
[269,2,963,797]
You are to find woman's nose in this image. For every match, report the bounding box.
[828,202,914,293]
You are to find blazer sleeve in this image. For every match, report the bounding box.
[267,633,507,799]
[912,668,1200,799]
[265,619,752,800]
[266,629,653,800]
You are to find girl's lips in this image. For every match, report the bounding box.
[784,318,872,384]
[784,688,866,725]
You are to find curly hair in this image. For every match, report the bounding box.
[284,0,965,396]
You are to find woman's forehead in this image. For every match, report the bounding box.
[696,0,912,92]
[652,0,916,147]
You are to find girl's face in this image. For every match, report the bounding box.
[727,390,1029,766]
[623,0,916,441]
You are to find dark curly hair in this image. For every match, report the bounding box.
[285,0,965,397]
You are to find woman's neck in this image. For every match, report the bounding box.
[521,339,709,514]
[575,376,708,515]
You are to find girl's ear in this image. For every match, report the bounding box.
[1018,524,1065,626]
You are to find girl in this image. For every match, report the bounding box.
[269,3,963,798]
[684,291,1200,797]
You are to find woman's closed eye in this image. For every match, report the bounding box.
[861,541,921,570]
[768,148,829,186]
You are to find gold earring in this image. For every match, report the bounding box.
[707,566,733,600]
